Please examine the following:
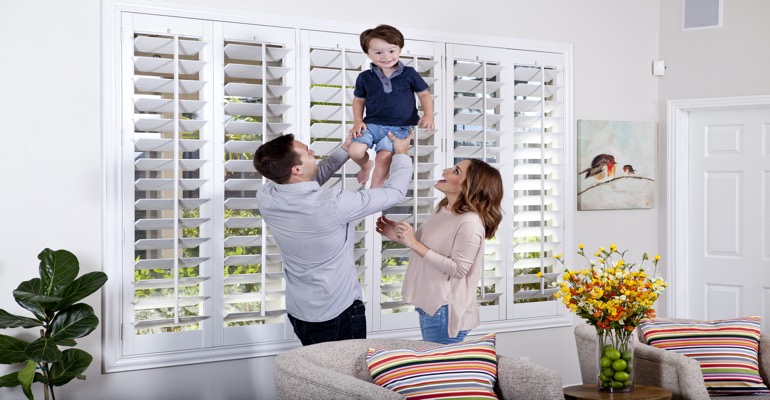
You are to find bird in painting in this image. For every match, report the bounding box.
[623,164,636,175]
[584,154,616,180]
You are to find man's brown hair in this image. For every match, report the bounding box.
[253,134,300,184]
[359,24,404,53]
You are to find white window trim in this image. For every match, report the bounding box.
[101,0,575,372]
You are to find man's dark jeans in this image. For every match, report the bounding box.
[287,300,366,346]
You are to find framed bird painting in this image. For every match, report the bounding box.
[577,120,656,210]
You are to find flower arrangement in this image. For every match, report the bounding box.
[550,243,667,331]
[544,243,668,392]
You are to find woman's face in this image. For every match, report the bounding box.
[435,160,471,196]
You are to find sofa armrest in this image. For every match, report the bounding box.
[275,351,403,400]
[496,356,563,400]
[759,334,770,387]
[634,342,710,400]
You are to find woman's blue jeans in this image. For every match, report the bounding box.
[416,304,469,344]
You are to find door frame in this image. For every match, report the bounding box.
[666,95,770,317]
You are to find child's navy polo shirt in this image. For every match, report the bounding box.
[353,65,429,127]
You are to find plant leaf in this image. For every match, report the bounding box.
[14,279,48,320]
[49,304,98,341]
[0,370,21,387]
[56,338,77,347]
[54,272,108,311]
[19,360,36,400]
[13,290,62,304]
[48,348,93,386]
[0,333,31,363]
[38,248,79,297]
[0,309,43,329]
[25,337,62,363]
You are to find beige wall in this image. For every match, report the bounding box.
[0,0,766,398]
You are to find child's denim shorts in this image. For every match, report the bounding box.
[352,123,412,152]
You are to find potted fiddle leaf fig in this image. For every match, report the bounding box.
[0,248,107,400]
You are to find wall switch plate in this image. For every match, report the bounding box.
[652,60,666,76]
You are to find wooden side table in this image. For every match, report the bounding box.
[563,384,672,400]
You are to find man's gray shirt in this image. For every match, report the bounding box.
[256,147,412,322]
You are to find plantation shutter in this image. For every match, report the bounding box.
[377,41,443,331]
[510,51,566,318]
[300,30,373,329]
[220,24,296,345]
[446,45,508,322]
[126,14,212,353]
[110,4,572,370]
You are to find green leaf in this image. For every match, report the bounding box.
[0,333,31,363]
[0,309,43,329]
[14,279,48,320]
[56,338,77,347]
[13,290,62,304]
[19,360,36,400]
[49,304,98,341]
[53,272,108,310]
[48,348,93,386]
[25,337,62,363]
[38,248,79,297]
[0,370,21,387]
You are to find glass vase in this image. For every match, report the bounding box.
[596,328,635,392]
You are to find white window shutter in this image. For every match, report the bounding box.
[510,52,566,318]
[127,14,212,354]
[446,44,508,322]
[378,41,444,332]
[220,23,297,345]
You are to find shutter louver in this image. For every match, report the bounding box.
[222,26,294,340]
[131,31,212,336]
[511,64,564,303]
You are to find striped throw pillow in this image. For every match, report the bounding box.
[639,316,770,396]
[366,333,498,399]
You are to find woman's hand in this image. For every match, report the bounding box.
[377,216,428,257]
[393,221,416,246]
[375,215,399,241]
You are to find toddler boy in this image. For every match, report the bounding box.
[349,24,435,188]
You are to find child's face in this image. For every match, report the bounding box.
[366,38,402,71]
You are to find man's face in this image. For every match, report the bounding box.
[366,38,401,71]
[291,140,317,180]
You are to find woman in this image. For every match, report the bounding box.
[376,159,503,344]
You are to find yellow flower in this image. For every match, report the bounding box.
[536,271,543,278]
[548,244,667,334]
[578,244,584,250]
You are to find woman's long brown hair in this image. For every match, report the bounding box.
[437,159,503,239]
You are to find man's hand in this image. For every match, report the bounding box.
[389,131,413,155]
[341,131,354,153]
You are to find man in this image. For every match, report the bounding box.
[253,131,413,345]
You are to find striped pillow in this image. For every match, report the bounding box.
[639,316,770,396]
[366,333,498,399]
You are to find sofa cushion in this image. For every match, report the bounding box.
[639,316,770,396]
[366,333,498,399]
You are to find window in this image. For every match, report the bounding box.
[103,2,574,371]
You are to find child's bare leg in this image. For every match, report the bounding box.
[370,150,393,188]
[348,142,374,184]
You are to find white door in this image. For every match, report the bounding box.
[687,106,770,321]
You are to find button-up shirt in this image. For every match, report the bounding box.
[256,147,413,322]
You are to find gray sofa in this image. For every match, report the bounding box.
[574,321,770,400]
[274,337,564,400]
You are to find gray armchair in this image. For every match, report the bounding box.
[574,321,770,400]
[274,337,564,400]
